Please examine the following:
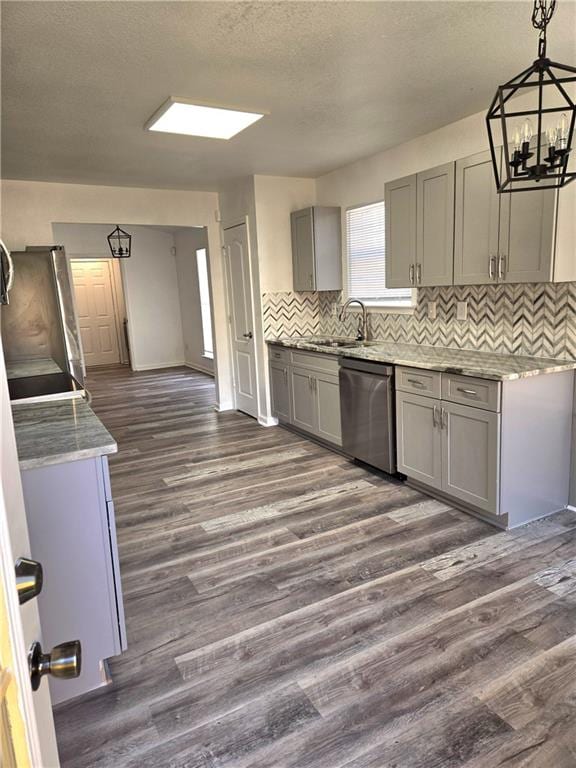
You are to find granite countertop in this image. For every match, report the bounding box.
[268,337,576,381]
[6,358,63,379]
[12,398,117,470]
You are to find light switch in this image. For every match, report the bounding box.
[456,301,468,321]
[427,301,437,320]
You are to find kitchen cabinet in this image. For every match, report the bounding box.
[269,346,342,447]
[20,455,126,705]
[416,162,455,286]
[385,163,454,289]
[454,147,570,285]
[396,391,442,489]
[269,362,291,422]
[385,174,417,289]
[291,206,342,292]
[396,365,573,528]
[453,149,501,285]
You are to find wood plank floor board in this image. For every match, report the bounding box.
[53,366,576,768]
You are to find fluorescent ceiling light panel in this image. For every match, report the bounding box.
[146,99,264,139]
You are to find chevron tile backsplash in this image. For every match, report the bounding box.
[263,283,576,360]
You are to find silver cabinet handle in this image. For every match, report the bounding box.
[441,407,448,429]
[416,264,422,285]
[498,255,506,281]
[409,264,415,285]
[489,256,496,280]
[308,274,314,289]
[407,378,425,388]
[432,404,439,428]
[29,640,82,691]
[283,368,288,384]
[457,387,478,397]
[15,558,43,605]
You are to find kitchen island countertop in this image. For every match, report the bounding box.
[12,397,117,470]
[268,337,576,381]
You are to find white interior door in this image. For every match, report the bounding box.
[0,338,60,767]
[71,259,121,367]
[224,224,258,418]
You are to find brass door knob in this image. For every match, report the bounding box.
[28,640,82,691]
[15,557,43,605]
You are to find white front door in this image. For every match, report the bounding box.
[223,224,258,418]
[71,259,121,367]
[0,337,60,767]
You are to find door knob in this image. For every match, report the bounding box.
[29,640,82,691]
[242,331,253,339]
[15,557,43,605]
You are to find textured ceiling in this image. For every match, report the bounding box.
[2,1,575,191]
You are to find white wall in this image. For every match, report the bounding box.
[254,175,316,293]
[0,180,232,408]
[174,227,214,375]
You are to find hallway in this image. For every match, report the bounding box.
[54,366,576,768]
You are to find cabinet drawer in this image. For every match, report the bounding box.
[291,350,339,374]
[442,373,501,412]
[269,345,290,363]
[396,366,441,399]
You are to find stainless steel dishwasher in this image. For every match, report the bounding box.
[339,358,396,474]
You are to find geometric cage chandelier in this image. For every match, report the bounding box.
[486,0,576,192]
[107,225,132,258]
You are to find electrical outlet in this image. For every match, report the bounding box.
[331,303,339,317]
[427,301,437,320]
[456,301,468,321]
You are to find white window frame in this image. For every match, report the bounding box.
[343,200,416,314]
[196,248,214,360]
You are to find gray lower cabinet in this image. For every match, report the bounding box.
[269,362,291,421]
[442,401,500,513]
[269,346,342,447]
[20,455,126,705]
[291,366,317,433]
[396,391,442,489]
[396,365,573,528]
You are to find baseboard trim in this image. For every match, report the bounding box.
[258,415,279,427]
[214,400,235,412]
[567,505,576,513]
[131,361,186,372]
[184,362,215,377]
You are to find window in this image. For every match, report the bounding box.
[346,201,412,307]
[196,248,214,358]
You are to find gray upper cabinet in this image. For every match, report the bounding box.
[417,162,455,286]
[291,206,342,292]
[385,174,417,289]
[454,149,501,285]
[498,182,557,283]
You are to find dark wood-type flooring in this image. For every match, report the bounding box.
[54,366,576,767]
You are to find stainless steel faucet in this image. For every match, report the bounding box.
[339,298,369,341]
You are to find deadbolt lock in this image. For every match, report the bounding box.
[15,557,43,605]
[29,640,82,691]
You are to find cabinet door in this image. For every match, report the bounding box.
[291,208,315,291]
[417,162,455,286]
[270,363,291,421]
[441,401,500,514]
[498,187,557,283]
[290,366,317,433]
[385,175,417,289]
[454,149,501,285]
[315,372,342,446]
[396,391,442,489]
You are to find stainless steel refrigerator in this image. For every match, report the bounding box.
[1,245,85,400]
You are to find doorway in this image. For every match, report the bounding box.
[70,259,127,368]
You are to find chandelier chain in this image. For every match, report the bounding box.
[532,0,556,57]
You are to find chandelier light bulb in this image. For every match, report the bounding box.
[546,125,558,147]
[513,125,522,151]
[521,118,533,145]
[557,113,569,148]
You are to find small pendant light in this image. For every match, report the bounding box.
[107,226,132,258]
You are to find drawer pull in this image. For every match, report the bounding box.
[457,387,478,396]
[407,378,425,388]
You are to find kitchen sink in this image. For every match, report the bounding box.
[313,339,361,348]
